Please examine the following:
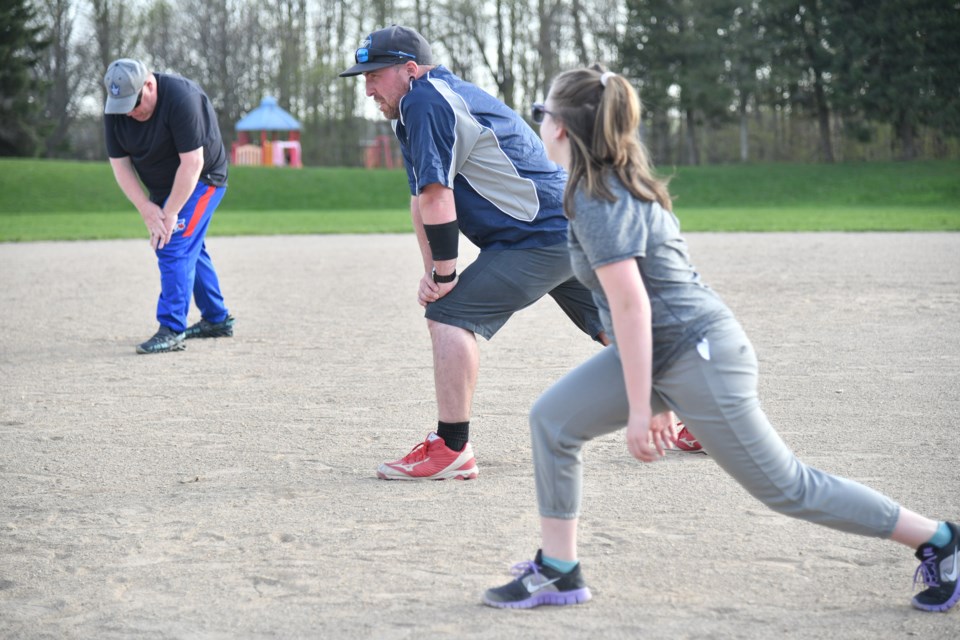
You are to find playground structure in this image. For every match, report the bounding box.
[231,97,407,169]
[232,96,303,168]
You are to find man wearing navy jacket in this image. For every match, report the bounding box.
[341,26,607,480]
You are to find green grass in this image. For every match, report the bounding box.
[666,161,960,208]
[0,160,411,214]
[0,209,414,242]
[0,158,957,241]
[677,206,960,231]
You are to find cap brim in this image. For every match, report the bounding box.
[339,60,405,77]
[104,94,138,114]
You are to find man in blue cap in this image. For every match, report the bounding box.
[103,58,235,353]
[341,26,616,480]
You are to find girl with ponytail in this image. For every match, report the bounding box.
[482,65,959,613]
[549,65,672,217]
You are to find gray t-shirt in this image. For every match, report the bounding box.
[568,176,733,376]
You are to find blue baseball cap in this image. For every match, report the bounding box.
[339,25,433,77]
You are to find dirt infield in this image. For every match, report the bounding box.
[1,233,958,639]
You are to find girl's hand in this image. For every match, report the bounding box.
[649,411,679,454]
[626,410,677,462]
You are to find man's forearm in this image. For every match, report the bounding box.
[417,185,458,276]
[410,196,434,272]
[109,158,151,212]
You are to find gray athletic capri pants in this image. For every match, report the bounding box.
[424,242,604,341]
[530,317,901,538]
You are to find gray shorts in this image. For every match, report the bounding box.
[424,242,604,341]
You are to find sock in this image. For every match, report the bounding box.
[541,554,578,574]
[436,421,469,452]
[927,521,953,548]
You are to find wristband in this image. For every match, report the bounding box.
[432,268,457,283]
[423,220,459,261]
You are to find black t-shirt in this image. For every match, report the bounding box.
[104,73,228,204]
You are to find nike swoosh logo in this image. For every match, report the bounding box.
[524,576,561,594]
[393,458,430,472]
[943,549,959,582]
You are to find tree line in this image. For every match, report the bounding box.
[2,0,958,167]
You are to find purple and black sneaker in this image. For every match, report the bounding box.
[483,549,592,609]
[912,521,960,612]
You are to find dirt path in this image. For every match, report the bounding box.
[1,233,958,639]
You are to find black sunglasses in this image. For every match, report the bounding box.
[530,103,554,124]
[133,88,144,110]
[355,47,416,64]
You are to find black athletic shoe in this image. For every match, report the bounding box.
[483,550,592,609]
[136,326,186,354]
[912,521,960,612]
[184,314,235,339]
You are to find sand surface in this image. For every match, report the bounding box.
[1,232,958,639]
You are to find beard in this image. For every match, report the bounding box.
[379,101,400,120]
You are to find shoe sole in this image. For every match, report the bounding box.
[483,587,592,609]
[911,589,960,612]
[666,447,708,456]
[136,342,186,354]
[376,468,478,481]
[185,329,234,339]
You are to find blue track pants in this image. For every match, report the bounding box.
[155,182,228,333]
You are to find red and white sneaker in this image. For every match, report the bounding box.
[675,422,704,453]
[377,433,479,480]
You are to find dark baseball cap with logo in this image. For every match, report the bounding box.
[103,58,149,114]
[339,25,433,77]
